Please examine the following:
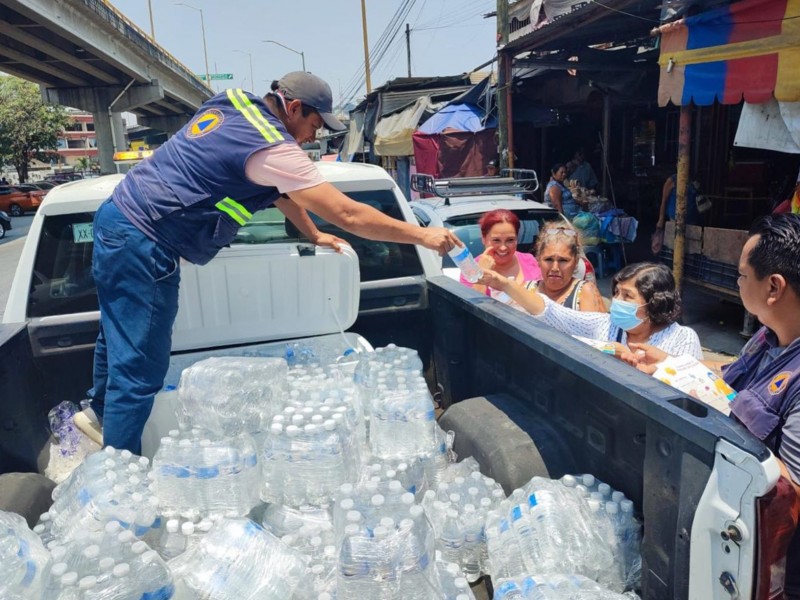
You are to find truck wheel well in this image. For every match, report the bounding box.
[438,394,577,494]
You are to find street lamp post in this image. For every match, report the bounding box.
[147,0,155,39]
[263,40,305,72]
[176,3,210,87]
[234,50,254,91]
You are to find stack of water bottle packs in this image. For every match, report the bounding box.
[1,343,644,599]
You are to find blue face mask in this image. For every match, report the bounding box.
[610,298,646,331]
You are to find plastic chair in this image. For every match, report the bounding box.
[583,245,604,278]
[584,244,624,278]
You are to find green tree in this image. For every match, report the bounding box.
[0,76,69,183]
[75,156,91,174]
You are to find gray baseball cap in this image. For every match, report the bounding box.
[276,71,346,131]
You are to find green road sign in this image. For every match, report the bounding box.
[198,73,234,81]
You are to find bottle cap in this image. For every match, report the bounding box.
[371,494,385,507]
[83,544,100,559]
[131,540,148,554]
[181,522,195,535]
[79,576,97,590]
[118,527,136,542]
[373,525,388,538]
[113,563,131,577]
[105,521,122,534]
[51,562,68,577]
[346,510,362,523]
[99,557,115,571]
[61,572,79,586]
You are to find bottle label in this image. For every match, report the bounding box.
[452,246,470,262]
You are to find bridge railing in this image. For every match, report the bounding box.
[81,0,212,98]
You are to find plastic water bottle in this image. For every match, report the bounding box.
[448,245,483,283]
[439,509,463,567]
[495,579,526,599]
[461,504,482,582]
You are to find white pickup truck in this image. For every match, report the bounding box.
[0,162,793,599]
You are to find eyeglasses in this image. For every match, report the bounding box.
[541,226,577,237]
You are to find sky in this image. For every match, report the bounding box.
[110,0,498,108]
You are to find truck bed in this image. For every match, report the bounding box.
[426,276,770,600]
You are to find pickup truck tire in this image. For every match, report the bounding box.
[0,472,55,527]
[438,394,577,494]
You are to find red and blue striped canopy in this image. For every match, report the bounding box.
[658,0,800,106]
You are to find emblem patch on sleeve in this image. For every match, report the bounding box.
[187,109,224,138]
[768,371,791,395]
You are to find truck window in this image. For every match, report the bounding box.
[28,213,98,317]
[234,189,424,282]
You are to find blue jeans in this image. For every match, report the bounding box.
[90,200,180,454]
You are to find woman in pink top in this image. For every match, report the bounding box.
[461,209,541,301]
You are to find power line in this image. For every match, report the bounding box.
[339,0,414,104]
[339,0,418,107]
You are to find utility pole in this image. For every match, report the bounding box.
[406,23,412,77]
[147,0,155,40]
[361,0,372,93]
[496,0,511,168]
[673,105,692,296]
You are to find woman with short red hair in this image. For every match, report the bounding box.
[461,209,541,300]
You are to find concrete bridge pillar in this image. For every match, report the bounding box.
[42,81,165,174]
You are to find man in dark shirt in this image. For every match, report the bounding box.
[725,214,800,597]
[627,214,800,595]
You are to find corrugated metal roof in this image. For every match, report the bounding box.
[380,85,472,117]
[469,71,496,85]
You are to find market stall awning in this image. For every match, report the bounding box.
[658,0,800,106]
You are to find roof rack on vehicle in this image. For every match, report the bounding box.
[411,169,539,203]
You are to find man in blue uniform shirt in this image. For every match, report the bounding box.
[725,214,800,598]
[628,214,800,596]
[90,71,460,454]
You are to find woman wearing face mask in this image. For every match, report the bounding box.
[477,262,703,359]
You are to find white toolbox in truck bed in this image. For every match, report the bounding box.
[142,242,370,459]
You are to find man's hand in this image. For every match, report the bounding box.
[656,218,665,230]
[421,227,462,256]
[312,232,349,253]
[616,342,667,374]
[628,342,669,365]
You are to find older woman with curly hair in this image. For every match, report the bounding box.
[478,262,702,359]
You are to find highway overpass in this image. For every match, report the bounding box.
[0,0,213,173]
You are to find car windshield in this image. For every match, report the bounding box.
[441,208,559,268]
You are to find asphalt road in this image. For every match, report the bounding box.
[0,214,34,321]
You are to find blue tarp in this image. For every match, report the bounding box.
[417,103,497,134]
[417,77,496,134]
